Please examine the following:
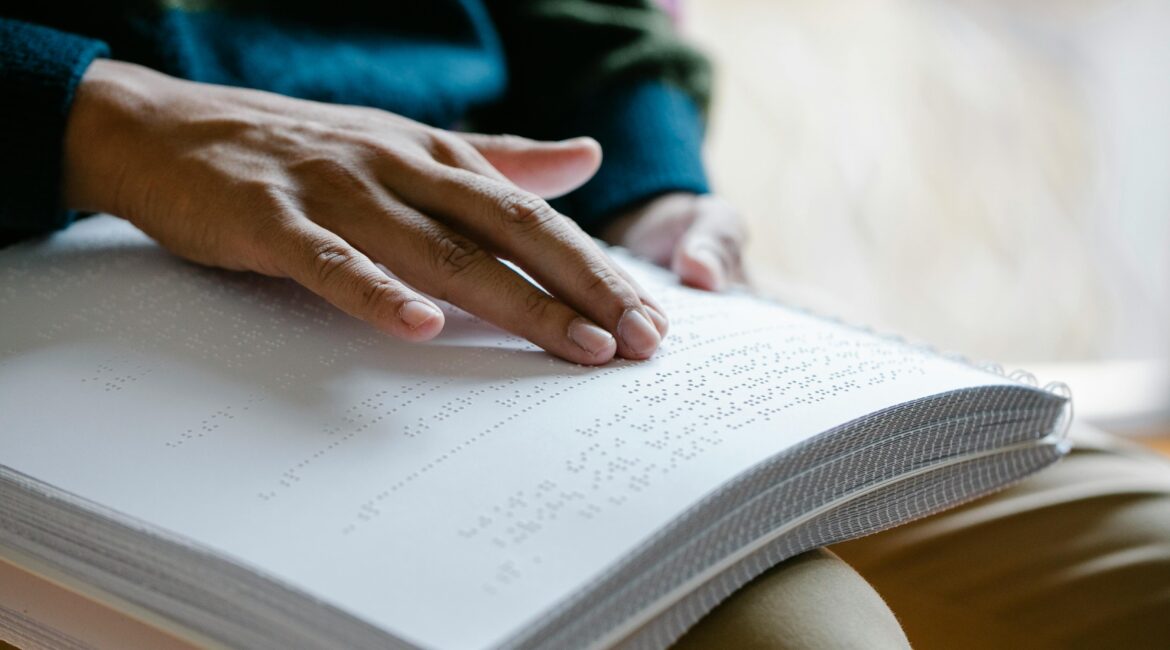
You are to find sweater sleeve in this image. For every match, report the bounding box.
[0,18,109,234]
[479,0,712,235]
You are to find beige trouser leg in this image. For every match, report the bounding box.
[835,425,1170,648]
[674,548,912,649]
[675,424,1170,648]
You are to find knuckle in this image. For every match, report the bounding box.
[357,279,401,318]
[522,289,553,321]
[309,240,359,287]
[359,138,415,170]
[430,234,484,279]
[578,262,630,301]
[699,230,745,270]
[499,192,559,232]
[424,131,474,164]
[714,232,740,253]
[725,245,743,269]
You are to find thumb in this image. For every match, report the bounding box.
[671,196,748,292]
[458,134,602,199]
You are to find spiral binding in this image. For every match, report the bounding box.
[1041,381,1075,444]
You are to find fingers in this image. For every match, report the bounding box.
[607,257,670,337]
[351,201,619,365]
[456,133,602,199]
[380,161,665,359]
[270,217,445,342]
[671,195,748,292]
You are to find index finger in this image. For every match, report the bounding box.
[383,162,667,360]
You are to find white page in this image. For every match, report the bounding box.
[0,216,1010,649]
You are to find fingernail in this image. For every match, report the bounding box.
[644,304,669,337]
[399,300,442,330]
[689,246,725,290]
[568,318,616,356]
[618,308,661,357]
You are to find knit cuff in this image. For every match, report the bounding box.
[0,19,109,233]
[551,80,710,236]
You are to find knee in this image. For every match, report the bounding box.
[674,549,910,650]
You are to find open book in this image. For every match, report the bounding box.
[0,216,1070,649]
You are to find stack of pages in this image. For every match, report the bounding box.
[0,216,1070,649]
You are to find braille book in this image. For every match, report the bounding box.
[0,215,1070,650]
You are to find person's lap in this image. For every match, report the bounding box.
[677,424,1170,648]
[673,547,911,649]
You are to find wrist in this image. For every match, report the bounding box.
[62,59,172,215]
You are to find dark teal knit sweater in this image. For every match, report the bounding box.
[0,0,712,237]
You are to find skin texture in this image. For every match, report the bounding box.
[602,192,748,292]
[63,59,746,364]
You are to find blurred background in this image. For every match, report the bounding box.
[681,0,1169,440]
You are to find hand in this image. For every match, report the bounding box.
[63,60,669,365]
[602,193,748,291]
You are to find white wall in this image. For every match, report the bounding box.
[686,0,1169,367]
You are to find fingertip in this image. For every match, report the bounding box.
[674,245,725,292]
[567,317,618,365]
[550,136,602,192]
[561,136,602,160]
[616,308,661,360]
[396,300,445,341]
[573,346,618,366]
[644,304,669,338]
[477,135,601,199]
